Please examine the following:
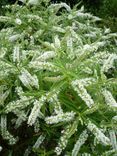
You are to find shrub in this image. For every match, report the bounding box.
[0,0,117,155]
[100,0,117,17]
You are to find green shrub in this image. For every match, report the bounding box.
[100,0,117,17]
[0,0,117,155]
[53,0,117,17]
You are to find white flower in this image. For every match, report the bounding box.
[112,116,117,121]
[82,67,93,74]
[83,42,105,53]
[0,146,2,152]
[102,89,117,108]
[109,130,117,150]
[54,35,61,49]
[28,0,39,5]
[0,48,7,58]
[48,93,63,114]
[5,96,33,113]
[13,45,20,63]
[52,26,65,33]
[83,44,92,51]
[14,110,27,129]
[78,78,96,87]
[60,3,71,12]
[67,36,74,59]
[102,54,117,73]
[24,14,43,21]
[33,135,45,149]
[48,3,71,13]
[0,16,11,22]
[85,32,97,38]
[15,18,22,25]
[75,12,101,21]
[0,89,10,106]
[34,51,56,61]
[44,76,63,82]
[19,68,39,89]
[9,34,21,42]
[34,120,40,133]
[30,36,34,45]
[55,124,71,155]
[108,33,117,38]
[104,28,110,34]
[0,115,18,145]
[102,149,117,156]
[91,51,110,64]
[15,86,24,98]
[81,153,91,156]
[28,97,46,126]
[55,147,62,156]
[72,130,88,156]
[45,111,75,124]
[71,80,94,108]
[87,120,110,146]
[29,61,59,72]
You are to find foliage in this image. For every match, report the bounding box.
[100,0,117,17]
[0,0,117,156]
[98,0,117,32]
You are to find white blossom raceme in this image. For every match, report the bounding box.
[0,1,116,155]
[15,18,22,25]
[45,111,75,124]
[102,89,117,108]
[0,115,18,145]
[55,123,76,155]
[54,35,61,49]
[109,130,117,150]
[33,135,45,149]
[28,96,46,126]
[0,146,2,152]
[29,61,59,72]
[87,120,110,146]
[48,92,63,114]
[72,130,88,156]
[71,80,94,108]
[34,51,56,61]
[13,45,20,63]
[19,68,39,89]
[9,34,22,42]
[102,54,117,73]
[28,0,39,5]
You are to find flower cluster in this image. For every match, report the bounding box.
[28,96,46,126]
[33,134,45,149]
[35,51,56,61]
[72,130,88,156]
[48,92,63,114]
[5,94,33,114]
[0,146,2,152]
[45,111,75,124]
[86,119,110,146]
[19,68,39,89]
[0,0,117,155]
[71,80,94,108]
[55,124,74,155]
[109,130,117,150]
[102,54,117,73]
[29,61,59,72]
[0,115,18,145]
[102,89,117,108]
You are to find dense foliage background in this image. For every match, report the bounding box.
[0,0,117,156]
[0,0,117,31]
